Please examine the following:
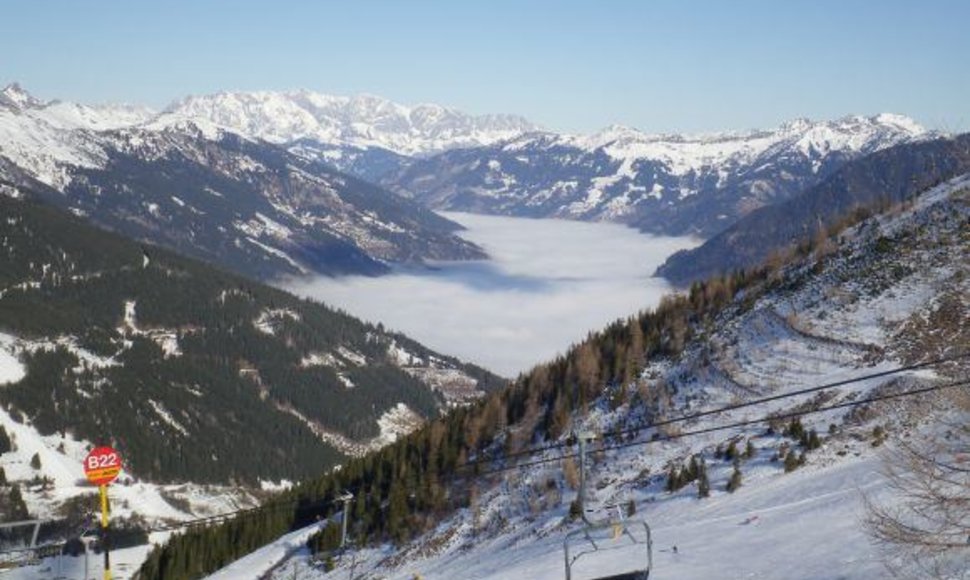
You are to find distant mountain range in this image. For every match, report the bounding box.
[384,115,935,237]
[0,84,490,280]
[0,82,945,281]
[157,90,541,156]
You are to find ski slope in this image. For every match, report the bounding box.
[205,521,329,580]
[400,458,890,580]
[226,456,890,580]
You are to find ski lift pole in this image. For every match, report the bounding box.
[100,484,111,580]
[82,446,123,580]
[577,432,596,525]
[339,492,354,548]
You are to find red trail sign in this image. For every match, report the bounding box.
[83,446,122,486]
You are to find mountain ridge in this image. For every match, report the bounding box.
[656,133,970,285]
[385,113,935,237]
[0,84,486,280]
[0,183,503,486]
[152,89,542,156]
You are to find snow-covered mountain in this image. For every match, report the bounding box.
[0,84,484,279]
[385,115,935,236]
[0,83,130,189]
[657,133,970,285]
[155,90,540,156]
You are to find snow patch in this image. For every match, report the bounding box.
[254,308,302,336]
[148,399,189,436]
[0,333,26,385]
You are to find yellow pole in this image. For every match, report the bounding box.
[100,484,111,580]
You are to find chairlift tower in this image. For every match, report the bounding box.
[577,431,597,525]
[337,491,354,548]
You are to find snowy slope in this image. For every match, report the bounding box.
[263,458,890,580]
[238,175,970,580]
[0,85,114,189]
[204,521,329,580]
[0,340,257,526]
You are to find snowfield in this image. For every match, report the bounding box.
[0,332,26,384]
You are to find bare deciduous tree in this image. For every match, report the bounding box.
[864,390,970,579]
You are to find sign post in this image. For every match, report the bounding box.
[84,446,122,580]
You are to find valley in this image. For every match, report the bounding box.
[286,212,699,377]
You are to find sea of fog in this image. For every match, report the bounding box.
[285,213,700,377]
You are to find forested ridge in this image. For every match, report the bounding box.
[0,188,501,484]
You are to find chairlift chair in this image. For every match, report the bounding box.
[563,518,652,580]
[564,431,652,579]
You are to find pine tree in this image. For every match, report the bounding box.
[785,418,805,442]
[665,466,682,493]
[6,485,28,521]
[726,465,742,493]
[0,426,10,454]
[568,499,582,521]
[725,440,739,462]
[386,481,409,543]
[745,439,756,460]
[806,429,821,450]
[784,449,800,473]
[684,455,699,482]
[30,452,41,470]
[697,460,710,499]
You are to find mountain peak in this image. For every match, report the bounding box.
[0,82,44,110]
[778,117,815,132]
[871,112,927,135]
[156,89,541,155]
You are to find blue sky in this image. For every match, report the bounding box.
[3,0,968,133]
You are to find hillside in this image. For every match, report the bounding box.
[657,133,970,285]
[383,115,931,237]
[134,173,969,579]
[0,187,502,491]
